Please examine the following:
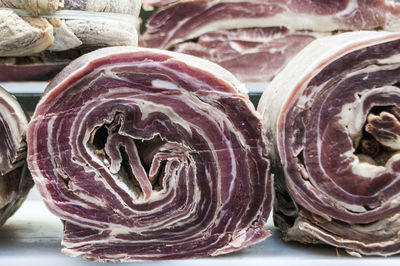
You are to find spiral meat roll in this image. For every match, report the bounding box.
[258,31,400,256]
[27,47,272,262]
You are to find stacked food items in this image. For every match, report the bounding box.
[1,0,400,263]
[0,0,141,81]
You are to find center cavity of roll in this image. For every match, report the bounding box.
[335,86,400,174]
[355,105,400,166]
[87,111,182,201]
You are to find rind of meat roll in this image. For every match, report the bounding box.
[27,47,273,262]
[258,31,400,256]
[0,86,32,227]
[142,0,400,50]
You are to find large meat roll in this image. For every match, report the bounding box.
[0,86,32,227]
[27,47,272,262]
[258,31,400,256]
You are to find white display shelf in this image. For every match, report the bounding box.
[0,82,268,94]
[1,82,48,94]
[1,190,400,266]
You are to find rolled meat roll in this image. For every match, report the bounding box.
[0,86,32,227]
[27,47,272,262]
[258,31,400,256]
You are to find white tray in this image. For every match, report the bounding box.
[1,190,400,266]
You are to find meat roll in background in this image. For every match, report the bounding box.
[142,0,400,83]
[27,47,273,262]
[0,0,141,82]
[258,31,400,256]
[0,86,32,227]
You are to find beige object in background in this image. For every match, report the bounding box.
[0,0,141,81]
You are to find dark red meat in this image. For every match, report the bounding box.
[0,86,32,227]
[258,31,400,256]
[27,47,272,262]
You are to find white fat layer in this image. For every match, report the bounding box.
[352,162,386,179]
[191,16,335,40]
[151,79,180,90]
[377,53,400,65]
[183,0,359,43]
[228,41,244,53]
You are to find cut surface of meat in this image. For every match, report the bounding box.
[27,46,273,262]
[142,0,400,83]
[174,27,321,82]
[143,0,400,50]
[258,31,400,256]
[0,86,32,227]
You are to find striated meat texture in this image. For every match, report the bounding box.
[142,0,400,83]
[143,0,400,49]
[258,31,400,256]
[174,27,322,82]
[27,47,273,262]
[0,86,33,227]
